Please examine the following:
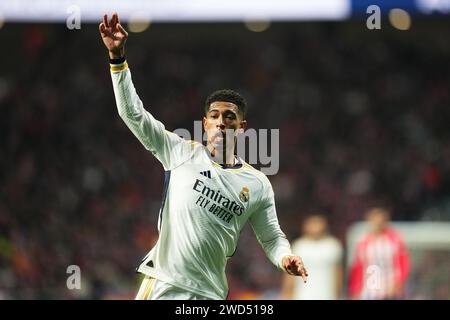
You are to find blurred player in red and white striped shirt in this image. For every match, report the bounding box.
[348,207,410,300]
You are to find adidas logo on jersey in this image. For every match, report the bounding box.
[200,170,211,178]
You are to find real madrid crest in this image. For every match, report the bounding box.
[239,186,250,202]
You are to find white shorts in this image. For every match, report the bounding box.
[135,276,210,300]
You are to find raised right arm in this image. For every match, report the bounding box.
[100,13,194,170]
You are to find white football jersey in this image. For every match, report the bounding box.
[110,61,292,300]
[291,237,342,300]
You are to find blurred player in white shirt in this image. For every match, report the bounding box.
[281,215,343,300]
[99,13,308,300]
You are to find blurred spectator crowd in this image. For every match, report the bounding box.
[0,20,449,299]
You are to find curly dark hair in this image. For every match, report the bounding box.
[204,89,247,119]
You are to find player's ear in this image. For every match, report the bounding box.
[238,120,247,133]
[202,116,208,130]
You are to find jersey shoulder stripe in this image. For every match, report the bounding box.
[241,161,272,190]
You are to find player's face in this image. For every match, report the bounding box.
[203,101,247,149]
[303,216,327,238]
[367,209,389,233]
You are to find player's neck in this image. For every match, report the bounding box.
[207,144,237,167]
[306,233,326,241]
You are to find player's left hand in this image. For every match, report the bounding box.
[282,255,308,283]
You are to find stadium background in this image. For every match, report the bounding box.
[0,1,449,299]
